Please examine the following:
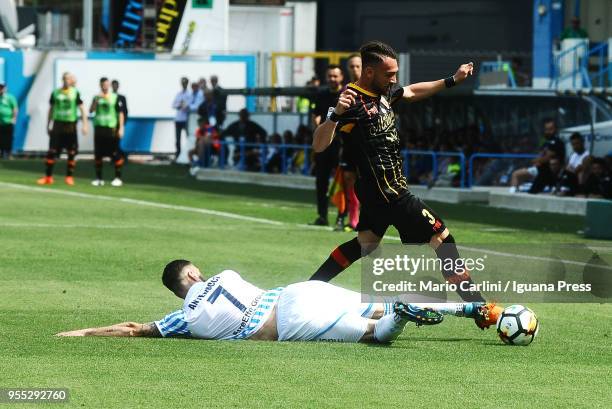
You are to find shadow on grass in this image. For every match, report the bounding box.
[0,159,585,235]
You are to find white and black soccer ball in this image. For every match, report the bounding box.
[496,305,539,346]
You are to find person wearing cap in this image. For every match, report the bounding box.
[0,83,18,159]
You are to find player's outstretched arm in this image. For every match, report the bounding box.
[402,62,474,102]
[312,88,356,152]
[56,322,161,337]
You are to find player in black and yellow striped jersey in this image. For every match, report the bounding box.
[309,41,491,310]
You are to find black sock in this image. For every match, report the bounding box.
[45,150,56,177]
[66,150,77,177]
[95,158,103,179]
[435,234,486,302]
[114,157,124,179]
[310,237,362,282]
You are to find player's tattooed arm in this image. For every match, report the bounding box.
[56,322,161,338]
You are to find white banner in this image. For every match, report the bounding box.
[172,0,229,54]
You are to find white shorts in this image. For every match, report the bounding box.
[276,281,374,342]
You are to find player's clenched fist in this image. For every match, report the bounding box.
[334,88,357,115]
[453,62,474,84]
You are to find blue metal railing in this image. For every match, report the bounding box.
[468,153,538,187]
[551,41,590,89]
[199,143,542,190]
[214,140,312,175]
[550,41,611,89]
[588,42,610,88]
[402,150,466,188]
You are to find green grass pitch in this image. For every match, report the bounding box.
[0,160,610,408]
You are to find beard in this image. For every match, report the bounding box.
[372,80,391,95]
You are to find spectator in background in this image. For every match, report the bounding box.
[221,108,266,172]
[345,54,362,83]
[560,16,589,40]
[292,125,312,174]
[172,77,191,162]
[189,81,204,119]
[310,64,344,226]
[510,118,565,193]
[510,57,530,87]
[222,108,266,143]
[210,75,227,129]
[188,81,204,154]
[529,156,578,196]
[578,158,612,199]
[188,117,219,172]
[0,82,18,159]
[198,77,208,93]
[566,132,589,183]
[432,155,461,188]
[111,80,128,123]
[265,133,283,173]
[111,79,128,160]
[198,89,217,126]
[283,129,294,145]
[297,77,318,114]
[282,130,295,171]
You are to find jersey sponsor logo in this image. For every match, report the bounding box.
[367,111,396,138]
[231,294,262,337]
[187,276,219,310]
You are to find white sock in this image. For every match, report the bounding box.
[374,313,407,343]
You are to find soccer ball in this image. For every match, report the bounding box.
[496,305,539,346]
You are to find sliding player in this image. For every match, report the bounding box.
[57,260,499,342]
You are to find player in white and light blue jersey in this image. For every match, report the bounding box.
[57,260,497,342]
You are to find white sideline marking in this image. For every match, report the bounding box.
[0,182,283,226]
[1,181,610,269]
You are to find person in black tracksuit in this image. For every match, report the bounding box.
[310,65,344,226]
[112,80,128,160]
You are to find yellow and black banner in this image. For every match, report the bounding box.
[156,0,188,51]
